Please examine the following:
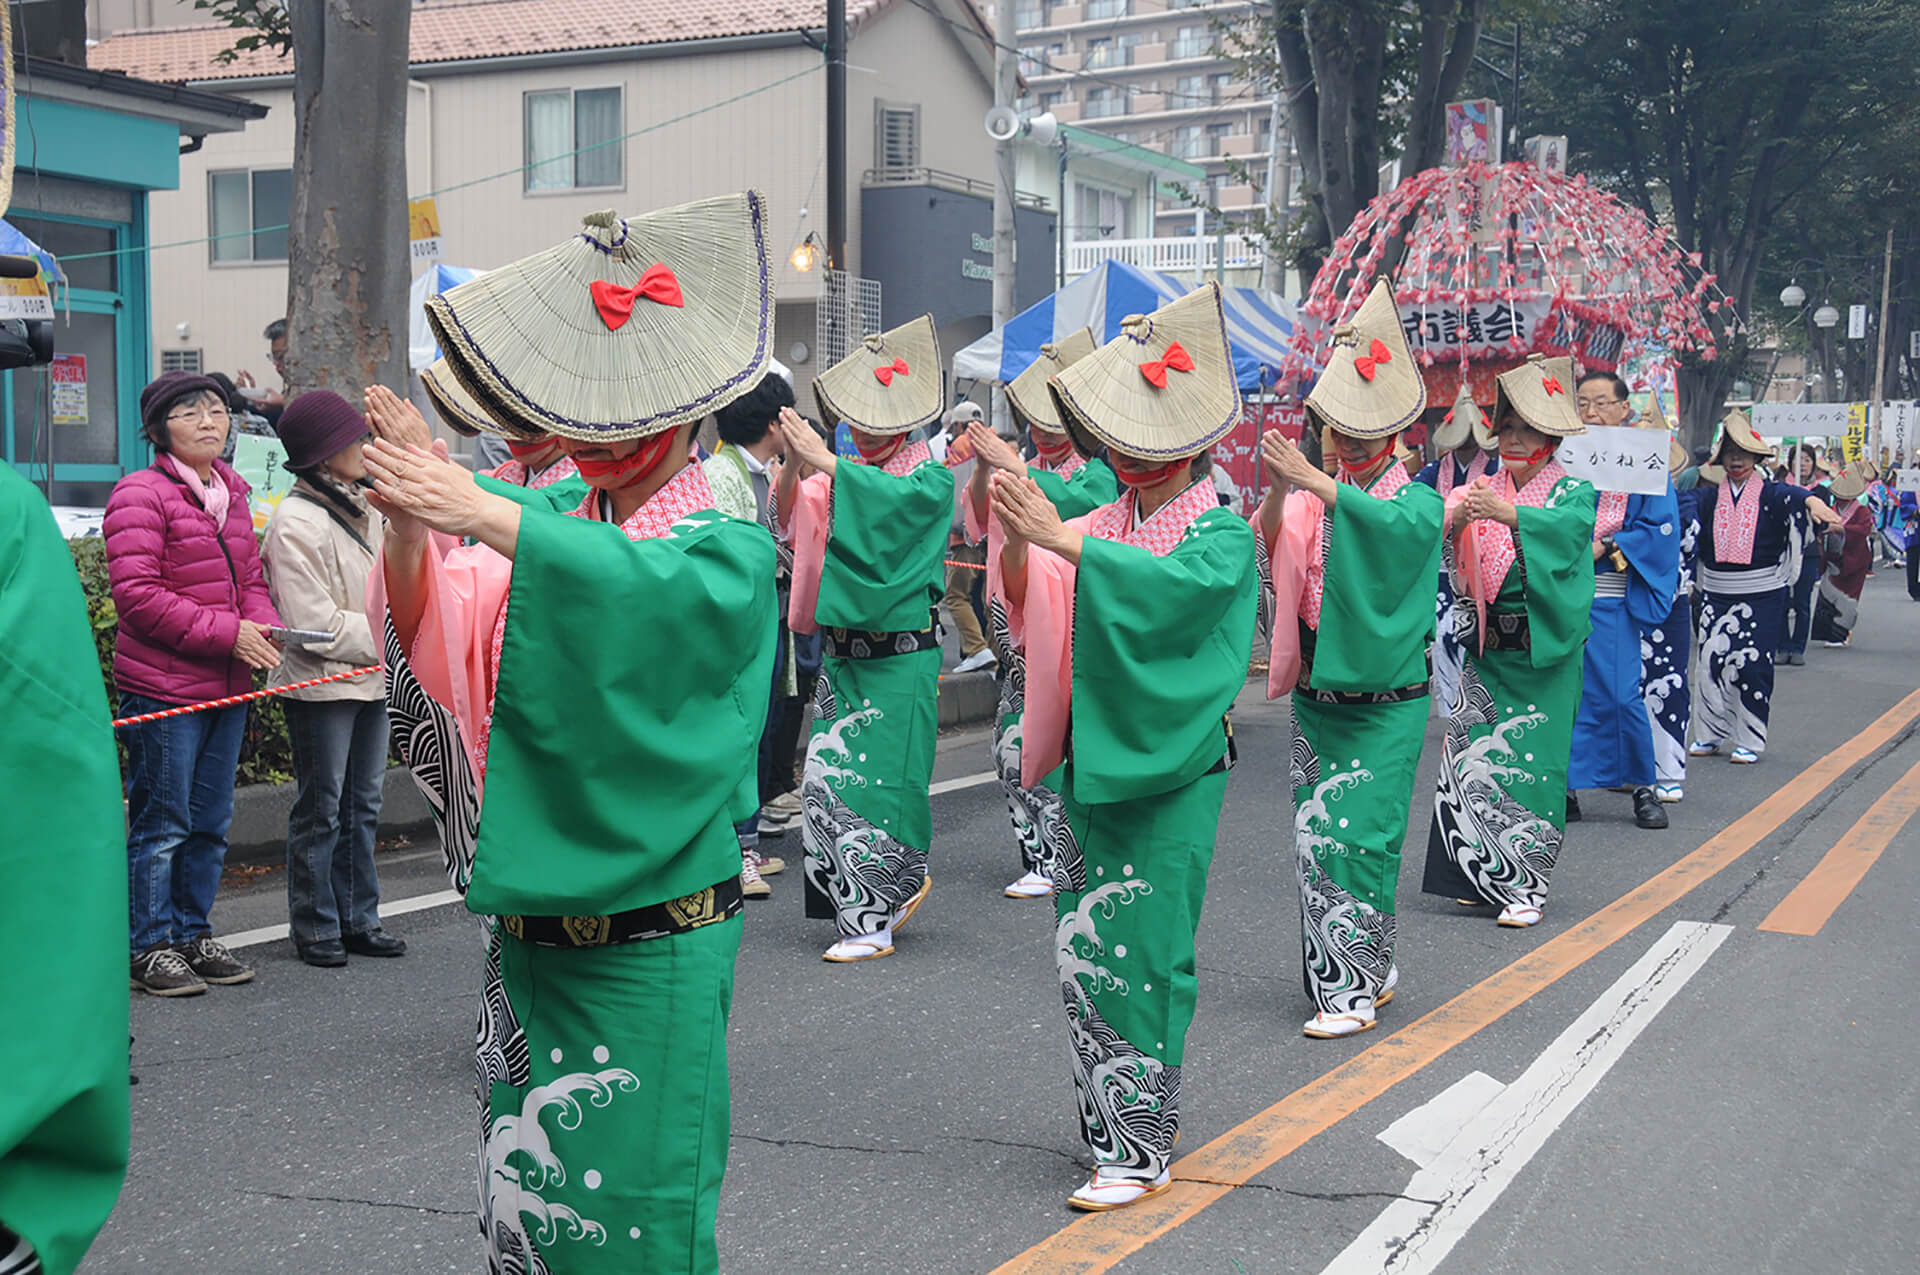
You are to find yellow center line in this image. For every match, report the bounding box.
[992,687,1920,1275]
[1757,753,1920,936]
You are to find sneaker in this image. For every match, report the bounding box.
[176,936,255,985]
[131,946,207,998]
[757,811,795,837]
[752,849,787,877]
[741,852,771,900]
[954,648,999,674]
[763,790,803,819]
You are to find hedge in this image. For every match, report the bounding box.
[69,533,296,787]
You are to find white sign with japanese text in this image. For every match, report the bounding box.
[1555,426,1671,495]
[1398,299,1552,361]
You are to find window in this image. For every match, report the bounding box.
[1086,38,1114,68]
[1209,72,1232,102]
[1039,91,1064,110]
[1077,184,1134,237]
[1173,25,1211,59]
[161,349,204,374]
[1086,0,1129,18]
[1206,122,1233,150]
[1019,44,1046,75]
[1015,3,1041,28]
[1175,74,1205,104]
[208,168,290,263]
[875,101,921,171]
[1172,125,1206,159]
[525,87,624,192]
[1083,86,1124,119]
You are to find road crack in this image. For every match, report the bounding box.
[1179,1176,1443,1206]
[944,1135,1085,1165]
[733,1134,927,1156]
[247,1189,466,1217]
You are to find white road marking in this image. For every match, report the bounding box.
[1376,1071,1508,1170]
[224,889,464,950]
[223,773,1001,950]
[1324,920,1733,1275]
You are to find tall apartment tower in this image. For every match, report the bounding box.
[1011,1,1282,240]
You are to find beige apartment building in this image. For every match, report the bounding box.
[1011,0,1284,263]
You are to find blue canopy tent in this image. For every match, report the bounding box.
[951,259,1297,392]
[407,262,483,370]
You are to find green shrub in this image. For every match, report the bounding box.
[70,533,294,787]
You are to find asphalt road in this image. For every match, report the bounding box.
[87,573,1920,1274]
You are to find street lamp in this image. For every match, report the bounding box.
[1812,303,1840,330]
[1780,279,1807,309]
[789,231,825,274]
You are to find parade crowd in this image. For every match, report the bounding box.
[2,191,1899,1275]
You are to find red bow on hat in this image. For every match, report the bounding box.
[874,358,910,386]
[590,265,685,331]
[1139,341,1195,388]
[1354,338,1393,382]
[1542,375,1565,396]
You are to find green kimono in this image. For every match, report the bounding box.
[1422,464,1596,911]
[1025,482,1256,1183]
[0,467,129,1275]
[1271,463,1441,1016]
[476,468,591,516]
[798,445,951,937]
[379,465,773,1274]
[988,454,1118,881]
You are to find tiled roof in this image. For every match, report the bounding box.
[90,0,912,83]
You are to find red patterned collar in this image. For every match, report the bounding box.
[1087,476,1216,557]
[567,460,716,541]
[487,453,579,490]
[862,438,932,477]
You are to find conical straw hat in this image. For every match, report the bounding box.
[425,192,774,441]
[1698,463,1727,484]
[1639,396,1670,432]
[811,314,943,436]
[1433,381,1489,451]
[1047,283,1242,459]
[1669,437,1689,474]
[1304,278,1424,441]
[1712,409,1772,461]
[1006,327,1096,433]
[1493,353,1585,438]
[1830,465,1868,500]
[1860,458,1882,481]
[420,358,541,441]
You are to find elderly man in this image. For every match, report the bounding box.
[1565,371,1678,830]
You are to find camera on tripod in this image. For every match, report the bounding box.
[0,252,55,370]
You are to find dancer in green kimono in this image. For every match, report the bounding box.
[776,316,951,963]
[367,193,777,1275]
[992,284,1257,1212]
[1255,279,1442,1038]
[962,328,1119,899]
[1422,354,1597,930]
[0,465,130,1275]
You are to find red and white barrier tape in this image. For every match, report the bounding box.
[111,666,382,727]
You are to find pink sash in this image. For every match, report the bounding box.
[1255,493,1323,697]
[1009,513,1092,789]
[785,472,832,635]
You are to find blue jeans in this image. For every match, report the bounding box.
[283,698,390,946]
[122,692,248,954]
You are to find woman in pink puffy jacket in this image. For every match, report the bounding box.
[105,371,282,998]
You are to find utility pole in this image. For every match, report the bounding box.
[826,0,847,271]
[1260,20,1287,297]
[1872,221,1894,462]
[991,0,1018,436]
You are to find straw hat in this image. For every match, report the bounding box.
[1830,465,1868,500]
[420,358,541,441]
[1669,437,1689,474]
[1433,382,1494,452]
[1815,453,1838,477]
[1712,409,1772,462]
[1492,354,1585,438]
[1006,328,1097,433]
[1698,463,1726,485]
[1048,283,1242,459]
[425,192,774,441]
[1304,279,1424,441]
[811,314,943,436]
[1860,458,1882,482]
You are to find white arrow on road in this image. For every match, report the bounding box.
[1323,919,1733,1275]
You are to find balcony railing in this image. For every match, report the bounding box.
[1170,37,1215,60]
[1082,94,1127,118]
[1085,0,1129,18]
[1066,234,1266,277]
[1084,45,1134,68]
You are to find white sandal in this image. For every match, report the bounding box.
[1303,1008,1377,1039]
[1004,871,1054,899]
[1375,965,1399,1008]
[892,875,932,932]
[1068,1167,1172,1212]
[1497,903,1543,928]
[1730,747,1760,765]
[822,936,894,963]
[1655,783,1684,803]
[1688,739,1721,757]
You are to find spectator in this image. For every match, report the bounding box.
[236,318,290,423]
[941,401,996,673]
[704,371,800,898]
[106,372,281,997]
[263,391,406,968]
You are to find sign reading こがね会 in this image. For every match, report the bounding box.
[1554,425,1671,494]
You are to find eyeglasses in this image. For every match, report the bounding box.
[167,404,231,425]
[1575,397,1624,411]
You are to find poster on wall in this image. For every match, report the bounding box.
[49,355,87,425]
[408,198,443,264]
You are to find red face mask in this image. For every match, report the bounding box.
[852,432,904,464]
[505,438,554,462]
[1500,441,1557,467]
[571,429,682,489]
[1113,458,1190,489]
[1033,430,1075,463]
[1336,435,1396,484]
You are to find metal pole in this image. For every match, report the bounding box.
[1057,138,1068,291]
[826,0,847,270]
[1260,14,1286,295]
[1872,221,1895,463]
[991,0,1018,436]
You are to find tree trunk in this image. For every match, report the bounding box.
[285,0,412,399]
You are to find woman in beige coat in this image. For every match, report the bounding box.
[263,391,405,968]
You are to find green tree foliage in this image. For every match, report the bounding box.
[189,0,292,65]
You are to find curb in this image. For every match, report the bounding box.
[226,670,1002,868]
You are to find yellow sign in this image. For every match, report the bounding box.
[0,271,52,320]
[1843,403,1869,462]
[408,197,443,263]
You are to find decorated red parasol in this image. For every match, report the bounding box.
[1286,161,1730,403]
